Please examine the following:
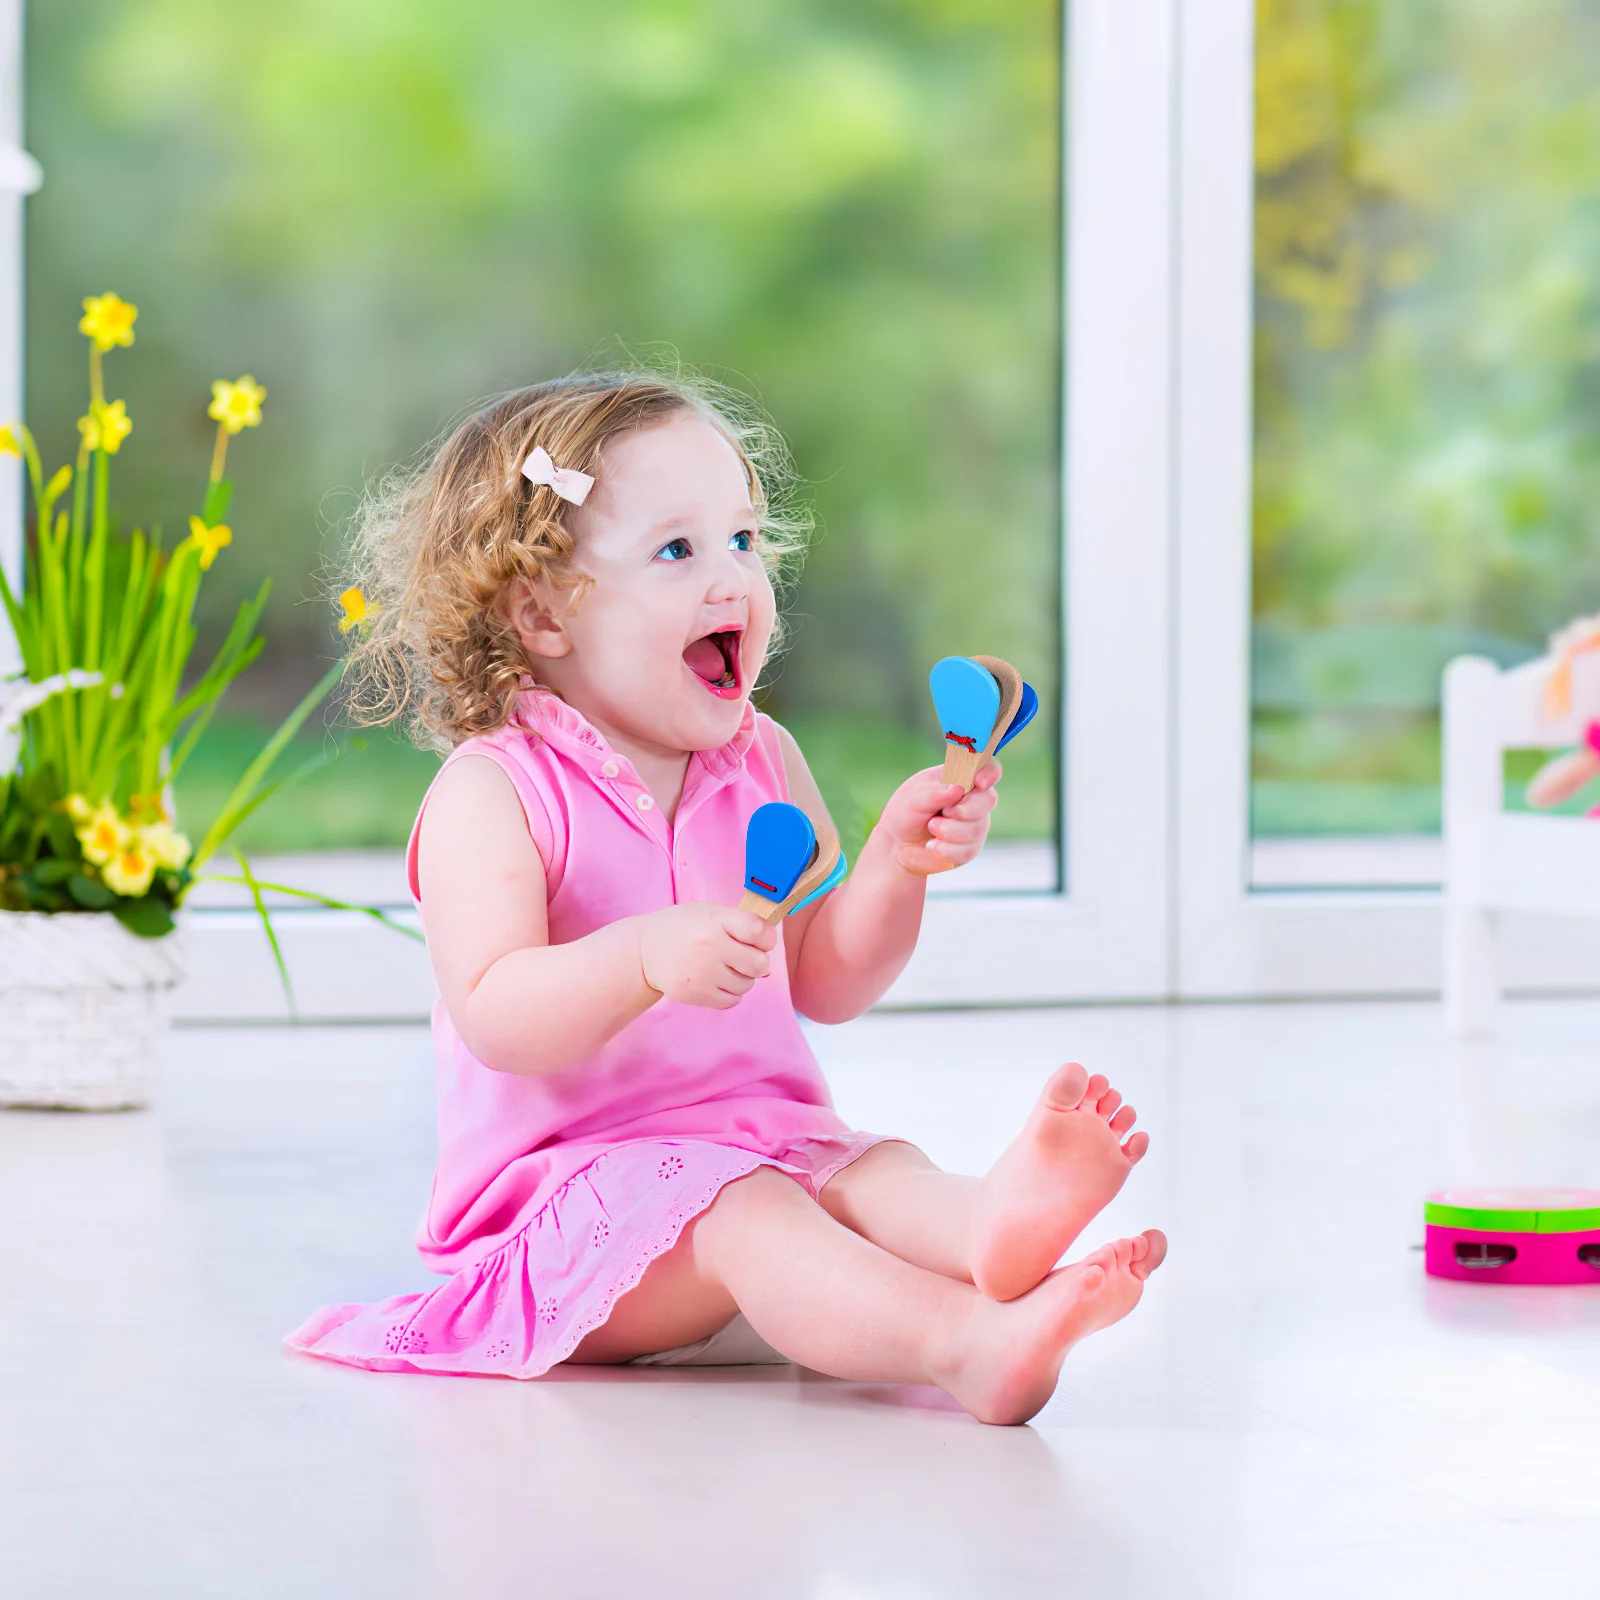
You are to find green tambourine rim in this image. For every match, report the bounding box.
[1424,1200,1600,1233]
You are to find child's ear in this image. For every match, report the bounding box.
[501,577,572,661]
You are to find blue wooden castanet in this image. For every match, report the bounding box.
[744,802,817,902]
[788,850,848,916]
[929,657,1001,759]
[995,681,1039,751]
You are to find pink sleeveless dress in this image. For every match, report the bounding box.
[286,690,883,1377]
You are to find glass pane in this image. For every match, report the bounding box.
[1251,0,1600,847]
[28,1,1061,895]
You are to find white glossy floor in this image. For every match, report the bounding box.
[5,999,1600,1597]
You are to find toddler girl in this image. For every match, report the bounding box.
[288,372,1164,1425]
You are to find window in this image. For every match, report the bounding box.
[25,0,1063,895]
[1251,0,1600,886]
[21,1,1195,1019]
[39,3,1580,1011]
[1174,0,1600,997]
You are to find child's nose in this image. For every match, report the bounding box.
[704,546,750,603]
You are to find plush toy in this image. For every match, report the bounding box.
[1525,721,1600,813]
[1527,610,1600,813]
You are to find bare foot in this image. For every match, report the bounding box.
[936,1229,1167,1425]
[970,1063,1150,1303]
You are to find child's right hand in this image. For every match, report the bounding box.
[637,903,779,1009]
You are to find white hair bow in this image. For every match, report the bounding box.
[521,445,594,507]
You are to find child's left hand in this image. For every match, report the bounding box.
[877,761,1001,877]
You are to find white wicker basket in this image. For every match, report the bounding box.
[0,910,185,1110]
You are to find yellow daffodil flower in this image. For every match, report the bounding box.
[103,839,156,898]
[95,399,132,455]
[77,802,131,868]
[337,587,370,633]
[64,793,94,824]
[77,400,133,456]
[186,514,233,571]
[208,375,266,435]
[126,792,169,825]
[139,821,192,872]
[0,424,19,458]
[79,292,138,352]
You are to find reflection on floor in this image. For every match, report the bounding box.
[4,1000,1600,1597]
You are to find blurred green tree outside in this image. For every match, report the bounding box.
[1254,0,1600,835]
[24,0,1061,867]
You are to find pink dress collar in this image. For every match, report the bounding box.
[510,689,760,820]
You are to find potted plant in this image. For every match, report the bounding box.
[0,292,345,1109]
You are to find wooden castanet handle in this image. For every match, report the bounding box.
[940,655,1022,793]
[739,887,784,925]
[941,740,988,792]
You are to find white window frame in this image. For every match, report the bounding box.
[1172,0,1600,999]
[20,0,1589,1015]
[874,0,1180,1010]
[5,0,1184,1021]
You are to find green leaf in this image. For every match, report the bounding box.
[45,811,79,859]
[112,896,176,939]
[67,873,115,909]
[197,872,425,942]
[197,742,342,849]
[201,477,233,528]
[33,857,76,884]
[0,554,38,676]
[18,874,69,911]
[191,657,344,869]
[169,586,268,727]
[230,844,294,1011]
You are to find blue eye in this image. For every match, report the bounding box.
[730,531,755,553]
[655,538,692,562]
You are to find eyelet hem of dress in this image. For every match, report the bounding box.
[285,1152,766,1379]
[284,1135,891,1379]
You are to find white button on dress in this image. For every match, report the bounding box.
[636,794,654,812]
[601,760,620,779]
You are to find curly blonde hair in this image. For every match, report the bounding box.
[339,369,809,750]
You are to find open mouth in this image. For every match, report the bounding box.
[682,628,744,700]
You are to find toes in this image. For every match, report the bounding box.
[1082,1073,1109,1107]
[1041,1061,1089,1111]
[1081,1240,1119,1272]
[1101,1233,1160,1276]
[1082,1238,1133,1274]
[1095,1087,1123,1120]
[1109,1105,1137,1136]
[1121,1130,1150,1164]
[1131,1229,1168,1280]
